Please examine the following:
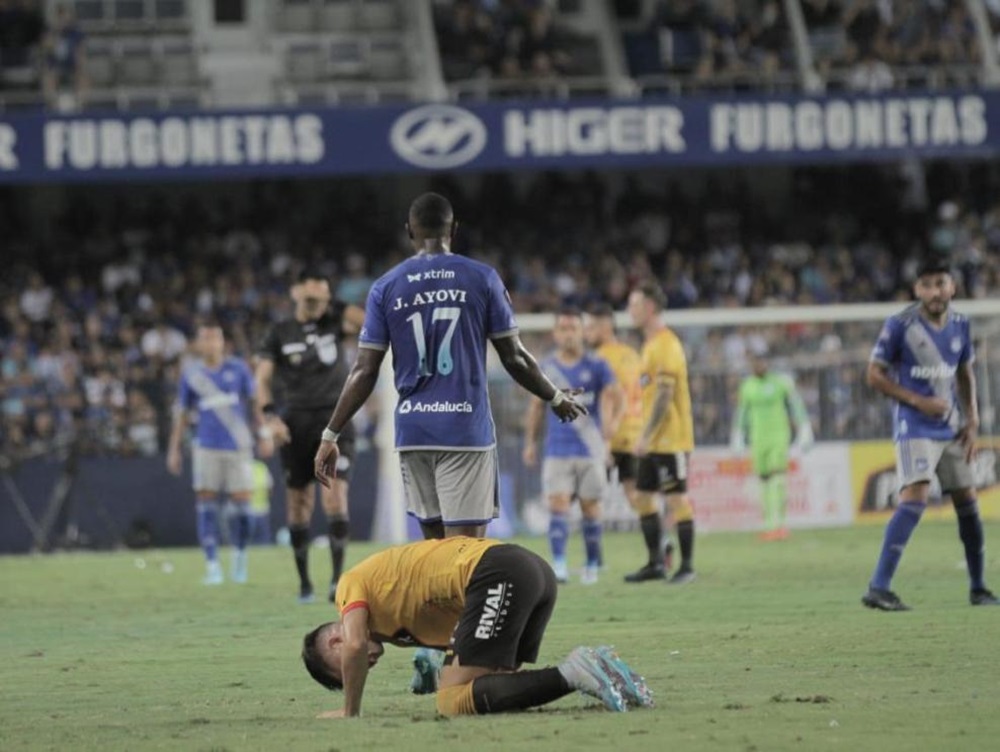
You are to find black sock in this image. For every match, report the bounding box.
[420,520,446,540]
[471,668,572,714]
[328,516,349,582]
[289,525,311,591]
[639,513,662,566]
[676,519,694,570]
[956,500,986,590]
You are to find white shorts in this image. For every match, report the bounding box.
[542,456,607,502]
[193,448,253,495]
[895,438,975,493]
[399,449,499,526]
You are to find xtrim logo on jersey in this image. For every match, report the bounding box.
[406,270,458,283]
[475,582,512,640]
[390,104,488,169]
[910,364,958,379]
[398,400,473,415]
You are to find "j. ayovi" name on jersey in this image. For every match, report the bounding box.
[391,288,467,311]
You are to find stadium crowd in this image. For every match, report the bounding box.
[3,162,1000,461]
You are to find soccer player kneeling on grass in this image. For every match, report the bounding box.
[301,538,653,717]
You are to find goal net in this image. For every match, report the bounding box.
[370,300,1000,542]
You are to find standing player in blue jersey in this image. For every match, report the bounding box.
[313,193,586,693]
[167,322,263,585]
[862,257,999,611]
[523,309,622,584]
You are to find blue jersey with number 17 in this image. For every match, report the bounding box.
[359,253,518,450]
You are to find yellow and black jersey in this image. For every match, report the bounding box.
[639,328,694,453]
[596,340,643,453]
[336,537,500,649]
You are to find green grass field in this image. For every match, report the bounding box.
[4,522,1000,752]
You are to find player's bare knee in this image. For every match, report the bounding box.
[579,499,601,520]
[632,492,658,516]
[547,494,572,514]
[667,494,694,523]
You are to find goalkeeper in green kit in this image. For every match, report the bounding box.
[730,348,814,540]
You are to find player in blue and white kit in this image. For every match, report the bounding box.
[523,309,623,584]
[313,193,586,694]
[862,257,999,611]
[167,322,262,586]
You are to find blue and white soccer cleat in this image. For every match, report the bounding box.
[594,646,654,708]
[410,648,444,694]
[560,647,627,712]
[231,551,248,584]
[202,560,224,586]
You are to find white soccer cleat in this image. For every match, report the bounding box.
[580,565,599,586]
[552,558,569,584]
[202,560,224,586]
[559,647,626,712]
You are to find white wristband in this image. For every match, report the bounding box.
[550,390,566,407]
[321,428,340,443]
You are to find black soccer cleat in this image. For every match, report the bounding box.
[624,563,666,583]
[298,584,315,605]
[861,587,911,611]
[970,588,1000,606]
[667,567,696,585]
[328,580,338,603]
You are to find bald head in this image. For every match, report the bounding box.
[408,192,455,242]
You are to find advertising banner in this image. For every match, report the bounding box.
[0,90,997,183]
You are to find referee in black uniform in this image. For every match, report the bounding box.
[256,269,366,603]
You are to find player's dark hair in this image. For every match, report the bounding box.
[635,281,667,311]
[555,305,583,319]
[916,255,953,279]
[409,192,454,234]
[297,267,330,285]
[587,302,615,319]
[196,317,224,333]
[302,623,343,692]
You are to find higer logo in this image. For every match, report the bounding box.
[390,104,487,169]
[475,582,510,640]
[398,400,474,415]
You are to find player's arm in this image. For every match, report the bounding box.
[341,304,366,336]
[785,377,814,449]
[338,605,372,717]
[492,335,586,422]
[254,357,290,444]
[166,404,188,476]
[637,379,674,456]
[865,361,948,418]
[325,347,386,435]
[956,360,979,462]
[600,381,625,444]
[522,396,545,466]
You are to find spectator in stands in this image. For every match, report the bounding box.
[140,322,187,363]
[0,0,45,73]
[513,6,571,77]
[847,48,894,92]
[19,272,54,323]
[436,0,500,80]
[41,3,86,110]
[335,253,374,307]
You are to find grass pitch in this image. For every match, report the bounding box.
[3,522,1000,752]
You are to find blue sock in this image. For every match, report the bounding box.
[956,500,986,590]
[870,502,925,591]
[582,518,602,568]
[196,502,220,563]
[230,502,251,551]
[548,513,568,562]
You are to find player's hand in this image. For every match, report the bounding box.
[314,439,340,489]
[166,448,182,476]
[958,421,979,464]
[257,437,274,459]
[634,436,650,458]
[550,388,587,423]
[267,415,291,445]
[316,708,349,719]
[913,395,950,419]
[522,442,538,467]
